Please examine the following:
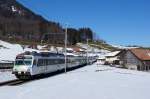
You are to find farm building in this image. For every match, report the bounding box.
[118,48,150,71]
[97,56,105,65]
[105,51,121,65]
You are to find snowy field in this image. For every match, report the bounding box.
[0,63,150,99]
[0,71,16,82]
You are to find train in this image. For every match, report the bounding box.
[12,51,97,80]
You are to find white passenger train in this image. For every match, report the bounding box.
[12,51,97,79]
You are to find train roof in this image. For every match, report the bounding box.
[17,51,65,57]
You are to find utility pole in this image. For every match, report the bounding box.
[40,40,43,45]
[86,38,89,65]
[64,24,68,73]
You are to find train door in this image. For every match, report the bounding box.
[42,59,48,74]
[32,59,40,75]
[43,59,48,73]
[37,59,45,74]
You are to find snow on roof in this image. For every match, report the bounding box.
[0,60,13,63]
[79,48,85,52]
[77,43,91,50]
[105,51,120,57]
[65,52,77,56]
[66,48,73,51]
[37,45,43,50]
[97,55,106,60]
[0,40,16,49]
[24,48,40,53]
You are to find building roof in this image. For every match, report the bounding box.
[73,47,85,52]
[0,60,13,63]
[98,56,105,60]
[130,48,150,61]
[105,51,121,57]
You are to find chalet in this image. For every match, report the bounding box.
[105,51,121,65]
[118,48,150,71]
[97,56,105,65]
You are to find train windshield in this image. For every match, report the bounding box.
[15,60,32,66]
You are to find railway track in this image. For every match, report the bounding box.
[0,79,29,86]
[0,71,62,87]
[0,64,88,87]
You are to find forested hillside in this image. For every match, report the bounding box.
[0,0,93,45]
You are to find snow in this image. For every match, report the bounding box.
[0,71,16,82]
[111,44,139,49]
[0,40,48,62]
[0,40,150,99]
[24,48,40,53]
[0,40,23,62]
[0,63,150,99]
[77,43,110,57]
[97,55,105,59]
[11,6,17,12]
[105,51,120,57]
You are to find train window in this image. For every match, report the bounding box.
[49,60,52,65]
[49,59,57,65]
[43,59,46,66]
[45,59,48,66]
[58,59,62,64]
[60,59,65,64]
[33,60,37,65]
[37,59,43,66]
[24,60,32,65]
[37,60,40,66]
[54,59,58,64]
[15,60,32,66]
[15,60,24,65]
[45,59,48,65]
[48,59,50,65]
[57,59,60,64]
[47,59,50,65]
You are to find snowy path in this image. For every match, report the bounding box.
[0,64,150,99]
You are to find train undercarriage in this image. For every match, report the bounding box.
[13,71,32,80]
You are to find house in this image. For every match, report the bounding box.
[105,51,121,65]
[97,56,105,65]
[118,48,150,71]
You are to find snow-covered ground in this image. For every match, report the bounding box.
[0,40,23,62]
[0,71,16,82]
[77,43,110,57]
[111,44,139,49]
[0,63,150,99]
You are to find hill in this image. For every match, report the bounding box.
[0,0,94,45]
[0,0,64,44]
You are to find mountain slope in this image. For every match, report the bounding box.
[0,0,63,43]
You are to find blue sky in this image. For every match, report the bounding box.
[17,0,150,47]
